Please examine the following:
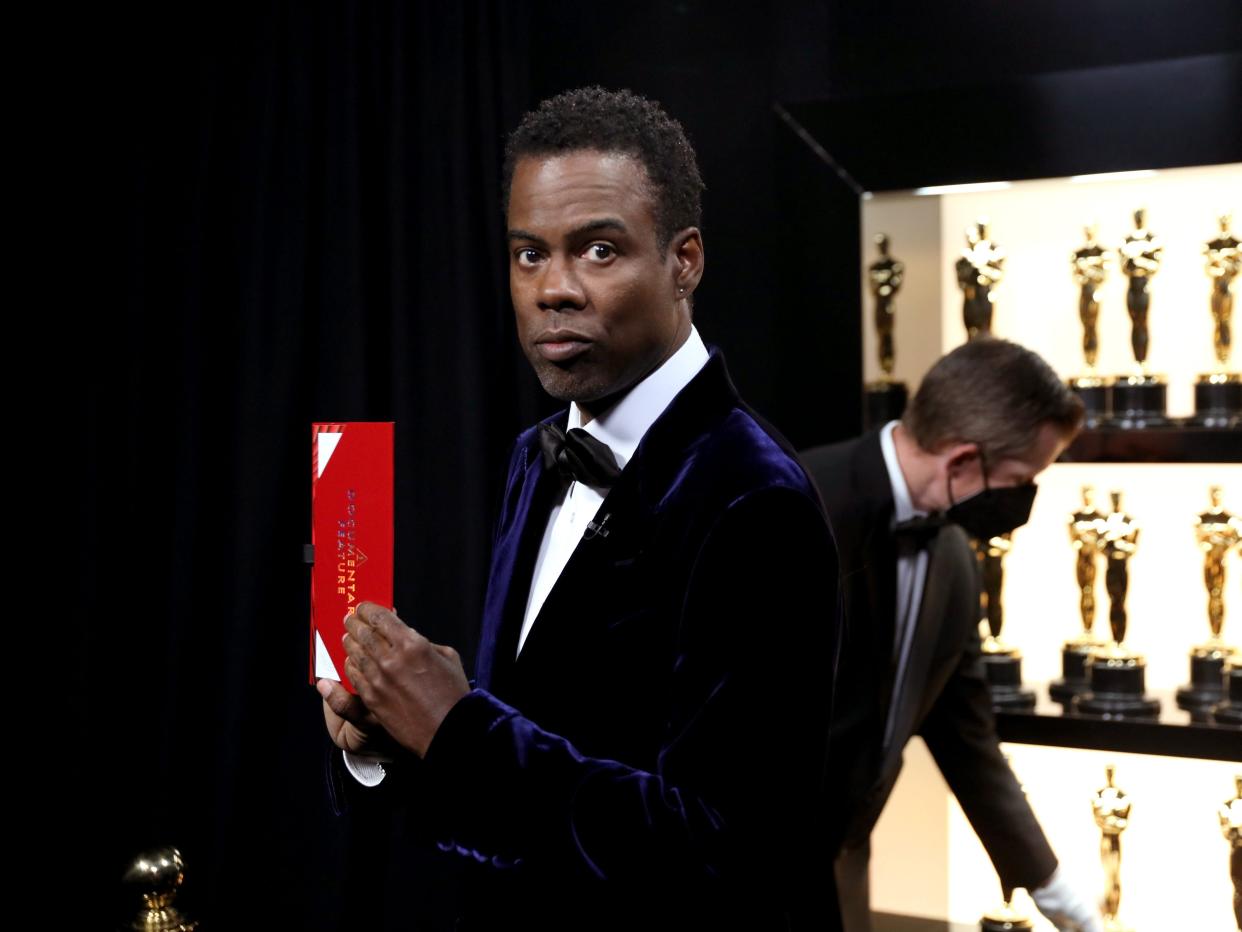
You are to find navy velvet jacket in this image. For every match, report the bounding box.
[413,352,844,928]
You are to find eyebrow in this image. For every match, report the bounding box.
[507,217,629,243]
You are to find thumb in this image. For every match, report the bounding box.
[318,679,367,722]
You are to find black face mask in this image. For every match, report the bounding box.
[944,449,1038,540]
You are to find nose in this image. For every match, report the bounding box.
[537,255,586,311]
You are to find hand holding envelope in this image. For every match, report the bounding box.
[317,682,395,757]
[318,602,471,759]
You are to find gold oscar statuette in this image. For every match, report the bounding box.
[981,755,1036,931]
[1071,485,1107,645]
[1092,764,1132,932]
[1052,486,1108,705]
[1069,227,1115,426]
[972,532,1036,709]
[1197,486,1239,650]
[1114,209,1168,427]
[1076,492,1160,717]
[123,847,199,932]
[976,532,1015,655]
[1221,775,1242,929]
[1196,214,1242,426]
[956,218,1005,341]
[863,233,911,428]
[980,894,1034,932]
[1119,208,1163,369]
[1180,487,1242,713]
[1206,214,1240,369]
[1072,225,1111,371]
[869,232,904,379]
[1101,491,1140,650]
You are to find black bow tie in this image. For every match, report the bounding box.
[894,514,945,547]
[538,422,622,489]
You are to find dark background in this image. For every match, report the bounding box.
[66,2,1239,928]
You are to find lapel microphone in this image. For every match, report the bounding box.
[585,513,612,539]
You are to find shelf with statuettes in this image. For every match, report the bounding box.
[994,689,1240,762]
[987,485,1242,761]
[1059,425,1240,464]
[856,164,1241,931]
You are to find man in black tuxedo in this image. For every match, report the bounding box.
[803,339,1102,932]
[317,87,842,929]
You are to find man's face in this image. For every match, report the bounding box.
[942,421,1072,507]
[507,151,696,414]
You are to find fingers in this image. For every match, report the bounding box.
[357,602,409,646]
[345,604,395,655]
[317,678,367,723]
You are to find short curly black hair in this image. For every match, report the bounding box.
[502,86,704,253]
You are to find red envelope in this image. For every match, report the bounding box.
[310,422,394,693]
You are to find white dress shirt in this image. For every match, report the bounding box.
[517,326,710,655]
[343,326,710,785]
[878,419,930,752]
[877,424,1101,930]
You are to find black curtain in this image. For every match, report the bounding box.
[71,3,539,928]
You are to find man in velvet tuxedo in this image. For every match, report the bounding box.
[802,339,1102,932]
[317,87,842,929]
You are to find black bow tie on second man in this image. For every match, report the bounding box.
[538,422,622,489]
[893,513,946,548]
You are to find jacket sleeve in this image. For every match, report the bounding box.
[918,622,1058,891]
[414,487,841,889]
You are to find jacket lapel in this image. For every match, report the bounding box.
[850,435,899,719]
[881,527,956,772]
[513,351,739,672]
[475,432,562,693]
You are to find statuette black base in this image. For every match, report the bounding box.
[1193,373,1242,428]
[982,652,1036,711]
[1069,377,1111,429]
[1049,642,1098,705]
[1074,653,1161,718]
[1176,649,1231,712]
[980,913,1033,931]
[1211,667,1242,726]
[1110,375,1168,429]
[864,380,908,430]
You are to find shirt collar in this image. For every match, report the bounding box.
[566,325,709,471]
[879,419,925,524]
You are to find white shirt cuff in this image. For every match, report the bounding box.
[342,750,388,787]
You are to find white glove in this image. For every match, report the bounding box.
[1030,865,1105,932]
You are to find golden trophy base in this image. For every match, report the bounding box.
[982,636,1020,657]
[1193,372,1241,428]
[123,848,199,932]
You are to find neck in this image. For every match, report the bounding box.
[892,422,943,513]
[577,317,692,425]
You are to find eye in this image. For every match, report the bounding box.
[583,243,615,262]
[514,247,542,267]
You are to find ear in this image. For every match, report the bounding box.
[943,442,981,479]
[669,227,705,297]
